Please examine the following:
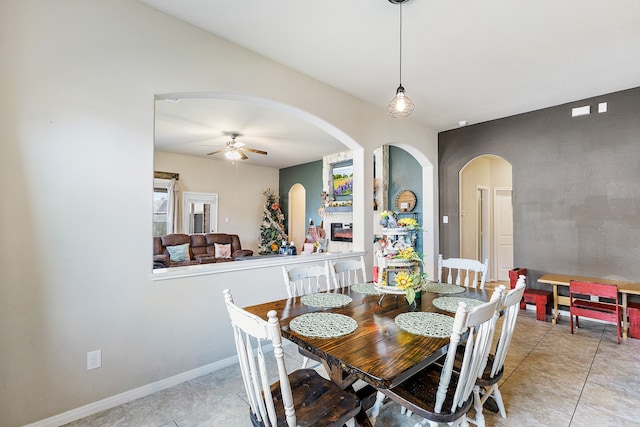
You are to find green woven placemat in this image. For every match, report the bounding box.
[395,312,454,338]
[289,313,358,338]
[350,282,382,295]
[433,296,484,313]
[422,282,466,294]
[300,293,353,308]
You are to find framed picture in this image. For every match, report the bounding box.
[332,160,353,198]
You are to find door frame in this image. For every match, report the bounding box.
[476,185,490,268]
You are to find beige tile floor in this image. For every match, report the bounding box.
[65,307,640,427]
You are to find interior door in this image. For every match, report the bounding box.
[494,188,513,281]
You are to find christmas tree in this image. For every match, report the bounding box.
[258,188,288,254]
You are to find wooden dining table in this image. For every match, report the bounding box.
[243,283,491,427]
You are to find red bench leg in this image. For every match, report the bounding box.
[535,302,546,321]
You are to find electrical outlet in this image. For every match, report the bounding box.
[87,350,101,370]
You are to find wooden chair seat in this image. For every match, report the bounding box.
[571,299,618,314]
[380,364,474,425]
[252,369,360,427]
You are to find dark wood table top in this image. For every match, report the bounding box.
[243,284,490,390]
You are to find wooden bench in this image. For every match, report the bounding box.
[521,289,553,321]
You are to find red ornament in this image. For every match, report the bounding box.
[272,203,279,211]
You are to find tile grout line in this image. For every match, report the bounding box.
[498,316,553,385]
[567,326,605,426]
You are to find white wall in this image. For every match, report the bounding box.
[154,151,279,252]
[0,1,437,425]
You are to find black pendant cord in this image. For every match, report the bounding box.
[398,3,403,87]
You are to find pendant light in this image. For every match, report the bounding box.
[387,0,414,118]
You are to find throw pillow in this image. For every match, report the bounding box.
[215,243,232,258]
[166,243,190,262]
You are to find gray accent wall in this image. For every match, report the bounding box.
[439,86,640,288]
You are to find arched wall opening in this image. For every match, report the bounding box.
[288,183,306,250]
[386,143,436,278]
[154,92,436,276]
[459,155,512,281]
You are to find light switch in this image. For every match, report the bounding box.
[443,216,448,224]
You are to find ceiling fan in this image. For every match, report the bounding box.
[205,133,268,161]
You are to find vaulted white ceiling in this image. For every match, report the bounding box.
[144,0,640,167]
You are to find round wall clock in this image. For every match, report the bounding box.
[395,190,417,212]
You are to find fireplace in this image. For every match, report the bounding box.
[331,222,353,242]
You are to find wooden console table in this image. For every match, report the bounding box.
[538,273,640,338]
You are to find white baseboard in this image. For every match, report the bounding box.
[25,355,239,427]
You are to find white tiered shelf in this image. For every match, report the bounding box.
[374,227,421,301]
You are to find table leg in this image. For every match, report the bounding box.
[324,361,374,426]
[622,293,628,338]
[355,410,374,427]
[552,284,559,324]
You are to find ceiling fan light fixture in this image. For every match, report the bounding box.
[206,132,267,160]
[225,149,243,160]
[387,0,414,118]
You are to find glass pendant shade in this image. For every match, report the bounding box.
[387,85,415,118]
[387,0,414,118]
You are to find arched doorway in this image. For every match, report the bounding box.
[288,183,306,250]
[459,155,513,282]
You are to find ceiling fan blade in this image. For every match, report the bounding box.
[206,148,225,155]
[238,151,248,160]
[243,147,268,155]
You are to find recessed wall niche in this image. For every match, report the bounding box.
[321,151,353,252]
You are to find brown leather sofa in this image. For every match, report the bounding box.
[153,233,253,268]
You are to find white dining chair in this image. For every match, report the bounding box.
[282,263,332,369]
[329,256,368,289]
[438,254,489,289]
[369,287,504,427]
[468,278,526,425]
[282,263,332,298]
[222,289,360,427]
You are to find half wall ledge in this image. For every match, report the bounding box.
[151,251,367,281]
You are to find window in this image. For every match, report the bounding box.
[153,177,178,237]
[153,186,168,237]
